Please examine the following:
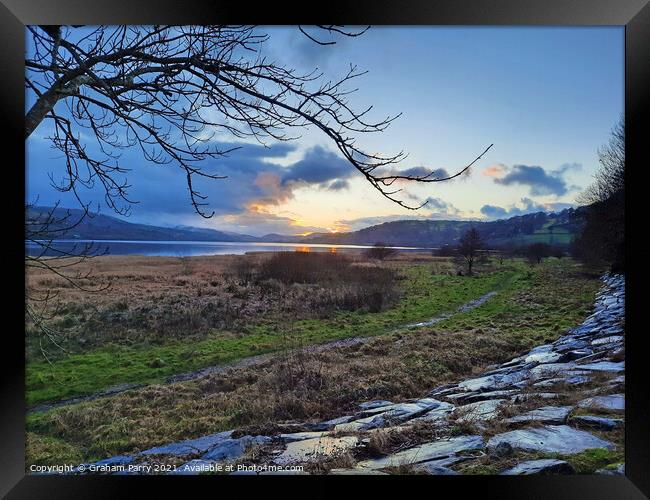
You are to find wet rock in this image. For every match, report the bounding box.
[462,389,520,404]
[458,371,529,392]
[356,435,484,470]
[140,430,234,456]
[202,435,271,462]
[487,425,615,455]
[529,362,581,380]
[308,415,354,431]
[410,402,455,424]
[591,336,624,346]
[500,459,575,475]
[569,415,623,430]
[359,400,394,410]
[280,431,330,442]
[489,441,513,458]
[577,393,624,411]
[506,406,572,425]
[563,349,595,361]
[334,415,383,433]
[274,436,358,465]
[578,361,625,373]
[454,399,506,422]
[524,351,564,365]
[415,464,460,475]
[510,392,559,403]
[356,399,445,424]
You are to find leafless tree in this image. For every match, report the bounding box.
[25,25,492,352]
[25,201,109,360]
[572,118,625,271]
[577,118,624,206]
[26,25,492,215]
[456,227,485,275]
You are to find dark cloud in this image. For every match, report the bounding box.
[326,179,350,191]
[480,197,575,220]
[280,146,352,185]
[424,196,454,211]
[492,163,581,197]
[27,141,356,231]
[378,166,450,180]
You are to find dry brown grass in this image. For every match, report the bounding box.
[28,327,526,461]
[26,252,401,356]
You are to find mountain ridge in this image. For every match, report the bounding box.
[27,205,585,248]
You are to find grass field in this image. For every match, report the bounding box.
[27,254,515,405]
[26,255,603,465]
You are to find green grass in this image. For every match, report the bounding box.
[26,261,520,406]
[561,448,624,474]
[26,259,605,466]
[431,259,600,350]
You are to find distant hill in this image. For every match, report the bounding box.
[26,206,259,242]
[302,207,586,248]
[27,205,586,248]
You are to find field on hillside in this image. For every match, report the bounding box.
[25,252,603,466]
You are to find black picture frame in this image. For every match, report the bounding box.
[2,1,648,497]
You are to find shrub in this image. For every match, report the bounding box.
[364,242,399,261]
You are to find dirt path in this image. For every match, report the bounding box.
[29,290,499,414]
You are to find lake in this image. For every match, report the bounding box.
[25,240,433,257]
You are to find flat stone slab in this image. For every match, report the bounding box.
[410,402,455,424]
[454,399,506,423]
[577,394,624,411]
[140,430,234,456]
[506,406,572,425]
[415,463,460,475]
[578,362,625,373]
[511,392,559,403]
[462,389,520,404]
[529,362,580,380]
[487,425,615,455]
[500,459,575,475]
[308,415,354,431]
[359,400,394,410]
[334,415,381,433]
[524,351,564,365]
[569,415,623,430]
[274,436,358,465]
[202,435,271,462]
[458,371,529,392]
[280,431,331,442]
[591,336,624,346]
[357,435,484,470]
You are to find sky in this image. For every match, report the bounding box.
[26,26,624,236]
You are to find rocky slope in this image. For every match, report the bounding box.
[59,274,625,476]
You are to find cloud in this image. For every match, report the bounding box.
[423,196,460,215]
[27,142,357,227]
[217,205,325,236]
[482,163,506,177]
[491,163,581,197]
[327,179,350,191]
[375,165,450,180]
[480,197,575,220]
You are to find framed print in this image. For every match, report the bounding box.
[1,0,649,497]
